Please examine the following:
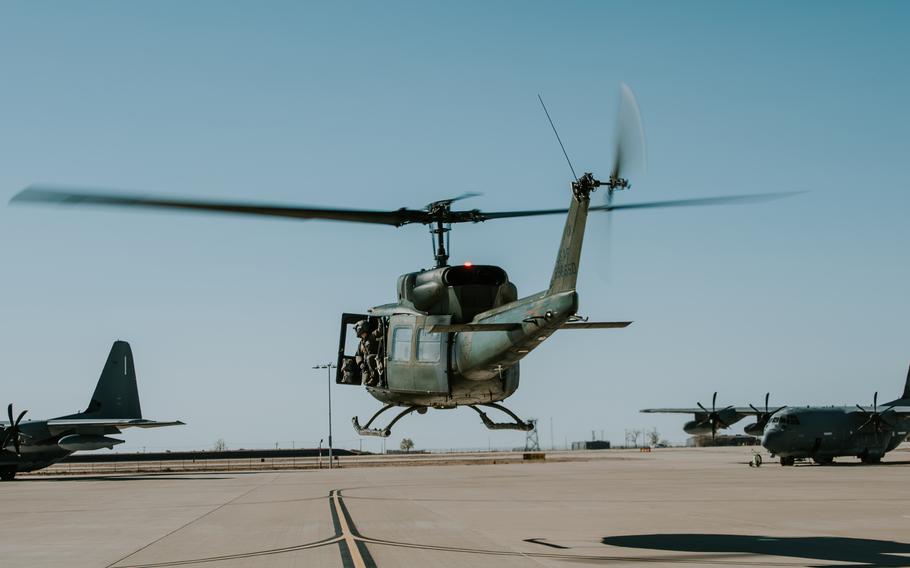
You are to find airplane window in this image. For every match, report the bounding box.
[417,329,441,362]
[391,327,412,362]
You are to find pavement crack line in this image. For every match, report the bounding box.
[105,473,281,568]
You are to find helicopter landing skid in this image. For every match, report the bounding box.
[469,403,534,432]
[352,404,426,437]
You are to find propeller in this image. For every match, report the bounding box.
[1,403,28,455]
[856,391,895,443]
[695,392,734,439]
[749,392,786,431]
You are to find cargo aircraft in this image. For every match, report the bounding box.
[0,341,183,480]
[642,365,910,465]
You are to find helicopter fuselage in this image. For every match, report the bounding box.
[337,261,580,402]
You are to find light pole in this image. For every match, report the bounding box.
[313,363,337,469]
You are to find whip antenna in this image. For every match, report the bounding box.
[538,94,578,182]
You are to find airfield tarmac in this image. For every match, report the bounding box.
[2,446,909,567]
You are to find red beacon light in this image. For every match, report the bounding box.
[463,261,473,268]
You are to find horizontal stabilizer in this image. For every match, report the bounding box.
[559,321,632,329]
[428,323,522,333]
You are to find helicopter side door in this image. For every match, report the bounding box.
[385,314,451,394]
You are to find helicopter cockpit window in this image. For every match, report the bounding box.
[417,328,441,362]
[391,327,412,362]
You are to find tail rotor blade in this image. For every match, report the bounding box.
[611,83,647,182]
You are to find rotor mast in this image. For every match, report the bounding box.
[431,218,450,268]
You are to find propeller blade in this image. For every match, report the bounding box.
[12,186,424,227]
[480,191,804,220]
[764,393,770,413]
[14,409,26,426]
[712,392,718,413]
[873,391,878,412]
[6,404,12,425]
[749,404,761,414]
[697,402,708,414]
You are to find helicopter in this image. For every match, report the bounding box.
[11,85,797,437]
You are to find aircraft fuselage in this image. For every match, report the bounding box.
[762,407,910,462]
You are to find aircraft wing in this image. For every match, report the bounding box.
[852,406,910,416]
[640,407,759,415]
[45,419,184,435]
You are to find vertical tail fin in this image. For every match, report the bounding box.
[549,190,591,293]
[78,341,142,419]
[902,363,910,401]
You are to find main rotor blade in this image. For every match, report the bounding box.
[480,191,804,220]
[13,186,426,227]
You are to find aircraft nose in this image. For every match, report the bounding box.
[762,429,784,451]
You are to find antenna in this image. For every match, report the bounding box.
[537,94,578,182]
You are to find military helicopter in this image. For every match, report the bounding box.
[11,85,796,437]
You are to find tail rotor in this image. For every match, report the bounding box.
[603,83,646,280]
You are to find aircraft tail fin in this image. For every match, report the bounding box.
[902,363,910,401]
[548,193,590,294]
[73,341,143,419]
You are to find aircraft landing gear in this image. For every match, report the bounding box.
[0,467,16,481]
[860,452,882,464]
[352,404,427,437]
[469,403,534,432]
[780,456,795,466]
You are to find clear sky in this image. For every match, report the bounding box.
[0,1,907,453]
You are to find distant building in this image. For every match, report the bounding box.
[571,440,611,450]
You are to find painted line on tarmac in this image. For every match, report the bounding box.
[331,489,378,568]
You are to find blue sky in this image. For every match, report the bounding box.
[0,1,907,452]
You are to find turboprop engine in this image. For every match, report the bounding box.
[683,420,714,436]
[57,434,124,452]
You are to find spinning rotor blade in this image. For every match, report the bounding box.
[13,186,425,227]
[480,191,803,220]
[13,186,803,226]
[610,83,647,182]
